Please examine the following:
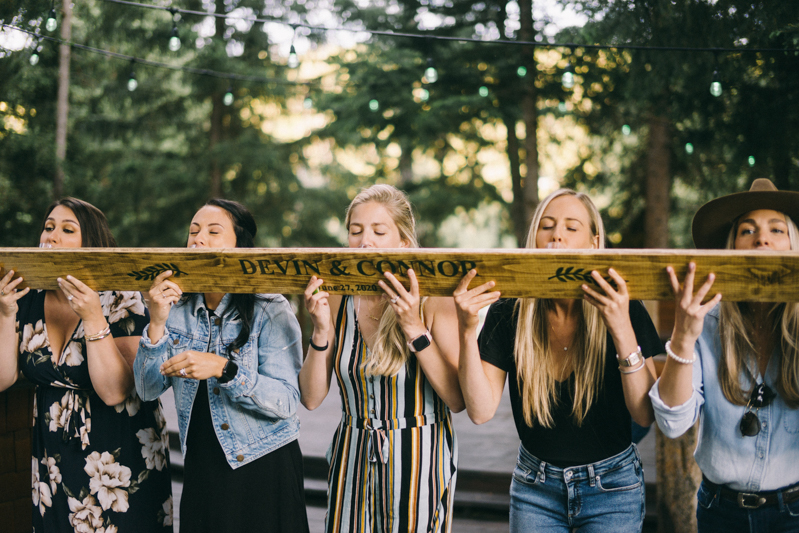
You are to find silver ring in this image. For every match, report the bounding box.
[0,290,5,296]
[390,297,399,304]
[67,295,73,301]
[180,368,187,377]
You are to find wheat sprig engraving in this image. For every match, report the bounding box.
[127,263,188,281]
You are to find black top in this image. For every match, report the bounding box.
[479,299,664,467]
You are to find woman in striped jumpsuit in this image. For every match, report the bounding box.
[300,184,464,533]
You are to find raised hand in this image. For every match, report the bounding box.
[582,268,630,335]
[379,269,426,338]
[143,270,183,328]
[304,276,331,335]
[0,269,30,318]
[453,270,501,332]
[667,262,722,349]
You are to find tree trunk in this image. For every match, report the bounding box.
[54,1,73,199]
[647,112,702,533]
[505,114,526,247]
[398,142,413,186]
[519,0,538,241]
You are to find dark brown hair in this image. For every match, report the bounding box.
[40,197,116,248]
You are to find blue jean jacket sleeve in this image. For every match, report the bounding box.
[134,323,173,402]
[217,298,302,420]
[649,340,705,438]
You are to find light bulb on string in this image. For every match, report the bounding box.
[127,63,138,92]
[685,143,694,155]
[168,24,181,52]
[368,99,379,112]
[517,66,527,78]
[223,86,234,106]
[287,27,299,69]
[420,88,430,102]
[478,86,489,97]
[29,40,40,66]
[45,6,58,32]
[748,156,755,167]
[423,58,438,84]
[709,69,722,97]
[558,102,567,113]
[303,96,313,110]
[562,63,574,89]
[622,124,631,136]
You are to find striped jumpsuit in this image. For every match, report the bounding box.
[325,296,458,533]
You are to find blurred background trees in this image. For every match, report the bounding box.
[1,0,797,250]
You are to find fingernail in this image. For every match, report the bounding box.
[408,269,414,274]
[608,268,615,274]
[57,278,62,284]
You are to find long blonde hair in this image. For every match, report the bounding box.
[345,184,423,376]
[514,189,608,427]
[718,213,799,408]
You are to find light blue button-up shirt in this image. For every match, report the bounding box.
[650,305,799,492]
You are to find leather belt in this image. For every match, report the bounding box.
[703,476,799,509]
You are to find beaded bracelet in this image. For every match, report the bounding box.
[309,338,329,351]
[665,340,697,364]
[86,325,112,342]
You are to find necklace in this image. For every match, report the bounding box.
[357,296,383,321]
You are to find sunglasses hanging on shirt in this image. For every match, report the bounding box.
[739,382,776,437]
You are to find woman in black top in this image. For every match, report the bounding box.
[454,188,663,532]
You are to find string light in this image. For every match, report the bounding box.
[368,98,379,112]
[685,143,694,154]
[420,87,430,101]
[29,43,40,66]
[478,86,489,97]
[45,2,58,33]
[710,69,722,97]
[622,124,631,136]
[748,155,755,166]
[127,62,138,91]
[517,66,527,78]
[97,0,799,54]
[562,63,575,89]
[303,96,313,109]
[168,10,181,52]
[288,26,299,69]
[223,86,234,106]
[423,58,438,84]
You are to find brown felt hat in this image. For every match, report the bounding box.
[692,178,799,249]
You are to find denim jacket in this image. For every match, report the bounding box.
[650,305,799,492]
[134,293,302,469]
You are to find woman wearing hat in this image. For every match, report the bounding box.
[650,178,799,531]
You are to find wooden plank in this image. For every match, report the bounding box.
[1,248,798,301]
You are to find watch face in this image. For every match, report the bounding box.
[411,334,431,352]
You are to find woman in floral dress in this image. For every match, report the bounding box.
[0,198,173,532]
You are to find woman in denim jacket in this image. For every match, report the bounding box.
[652,179,799,532]
[134,199,309,533]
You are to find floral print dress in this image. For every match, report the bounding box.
[17,290,173,533]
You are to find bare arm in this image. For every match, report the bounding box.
[453,270,506,424]
[658,263,721,407]
[380,270,465,412]
[298,276,339,410]
[583,268,656,426]
[59,276,136,406]
[414,296,464,412]
[0,270,29,391]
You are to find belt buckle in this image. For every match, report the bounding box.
[737,492,766,509]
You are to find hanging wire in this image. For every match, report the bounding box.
[98,0,799,54]
[1,23,317,86]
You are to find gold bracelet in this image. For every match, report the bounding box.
[86,325,111,342]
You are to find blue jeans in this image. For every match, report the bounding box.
[509,443,645,532]
[697,481,799,533]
